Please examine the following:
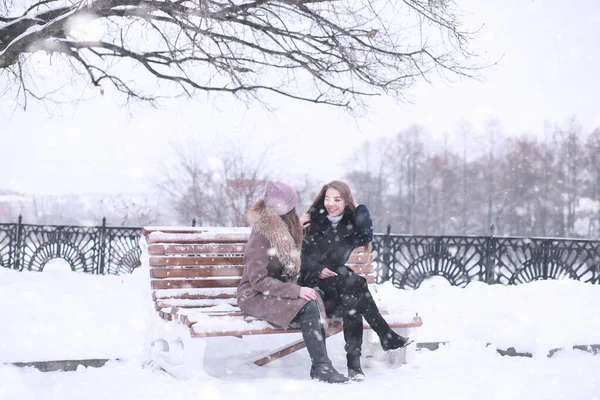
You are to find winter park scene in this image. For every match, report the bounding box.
[2,0,600,398]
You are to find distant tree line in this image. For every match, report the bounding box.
[344,119,600,238]
[3,118,599,239]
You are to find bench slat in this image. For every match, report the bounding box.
[348,265,375,274]
[157,298,238,309]
[150,257,375,276]
[153,288,237,300]
[187,315,422,338]
[347,254,373,264]
[147,236,248,245]
[151,278,241,290]
[151,266,374,282]
[148,243,246,256]
[151,267,244,278]
[142,227,250,235]
[149,256,244,267]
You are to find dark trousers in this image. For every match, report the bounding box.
[317,266,390,356]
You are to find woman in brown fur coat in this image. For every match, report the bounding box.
[236,181,348,383]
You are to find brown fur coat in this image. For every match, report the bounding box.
[237,200,327,328]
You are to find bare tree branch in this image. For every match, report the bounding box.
[1,0,484,109]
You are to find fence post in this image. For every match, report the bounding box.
[14,215,23,271]
[381,224,392,282]
[485,224,496,284]
[98,217,107,275]
[542,239,550,280]
[596,242,600,285]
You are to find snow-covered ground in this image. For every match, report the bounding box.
[1,265,600,399]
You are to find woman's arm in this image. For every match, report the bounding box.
[351,204,374,247]
[300,248,325,287]
[244,232,301,299]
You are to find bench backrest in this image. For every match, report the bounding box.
[142,227,375,311]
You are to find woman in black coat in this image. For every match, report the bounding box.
[299,180,411,381]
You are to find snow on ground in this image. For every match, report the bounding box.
[0,264,149,363]
[2,344,600,399]
[1,264,599,399]
[377,276,600,355]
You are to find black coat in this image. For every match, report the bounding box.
[299,204,373,289]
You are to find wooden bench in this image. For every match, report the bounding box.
[140,226,423,378]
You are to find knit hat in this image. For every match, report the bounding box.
[263,181,298,215]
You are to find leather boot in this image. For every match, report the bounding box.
[346,351,365,381]
[297,302,349,384]
[380,330,413,352]
[344,312,365,381]
[358,289,412,352]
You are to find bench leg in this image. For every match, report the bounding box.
[362,326,417,367]
[252,323,344,366]
[143,317,209,380]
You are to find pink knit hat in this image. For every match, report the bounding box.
[263,181,298,215]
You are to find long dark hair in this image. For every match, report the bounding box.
[307,180,357,216]
[281,209,303,248]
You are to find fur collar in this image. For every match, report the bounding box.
[247,200,301,280]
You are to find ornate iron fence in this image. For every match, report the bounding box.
[372,226,600,288]
[0,217,141,275]
[1,219,599,287]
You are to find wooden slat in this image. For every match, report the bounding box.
[150,266,244,278]
[189,315,422,339]
[148,243,246,256]
[347,253,373,264]
[150,256,244,267]
[158,310,173,321]
[143,227,249,235]
[189,310,245,317]
[348,265,375,274]
[151,278,241,290]
[142,228,209,235]
[156,299,238,309]
[151,274,372,289]
[147,237,248,245]
[153,289,236,300]
[253,321,343,366]
[171,308,194,327]
[254,339,307,366]
[252,317,423,366]
[151,269,371,283]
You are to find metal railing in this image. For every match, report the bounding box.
[1,219,599,288]
[372,225,600,288]
[0,217,141,275]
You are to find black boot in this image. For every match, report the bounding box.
[346,351,365,381]
[309,324,328,379]
[297,302,348,384]
[344,312,365,381]
[357,289,412,352]
[380,330,413,352]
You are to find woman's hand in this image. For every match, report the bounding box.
[300,212,311,228]
[319,268,338,279]
[299,287,319,301]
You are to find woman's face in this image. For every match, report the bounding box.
[324,188,347,217]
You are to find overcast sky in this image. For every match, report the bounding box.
[1,0,599,196]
